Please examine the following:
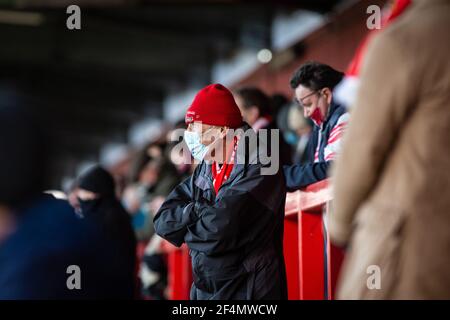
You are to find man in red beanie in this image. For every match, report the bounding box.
[154,83,287,300]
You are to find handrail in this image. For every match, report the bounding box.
[285,179,332,215]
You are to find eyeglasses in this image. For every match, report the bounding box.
[296,90,320,108]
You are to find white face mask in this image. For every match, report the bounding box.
[184,130,210,161]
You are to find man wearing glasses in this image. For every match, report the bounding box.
[283,61,349,190]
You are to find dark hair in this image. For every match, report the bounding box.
[290,61,344,91]
[236,87,271,117]
[78,165,116,197]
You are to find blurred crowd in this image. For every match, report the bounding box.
[68,87,312,300]
[0,83,313,299]
[0,0,449,300]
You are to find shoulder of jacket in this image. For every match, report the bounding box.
[335,112,350,125]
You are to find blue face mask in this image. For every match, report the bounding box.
[284,131,299,146]
[184,130,209,161]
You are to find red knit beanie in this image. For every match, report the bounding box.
[185,83,243,128]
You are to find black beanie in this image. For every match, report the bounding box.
[78,166,115,197]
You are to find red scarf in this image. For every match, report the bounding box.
[211,136,238,194]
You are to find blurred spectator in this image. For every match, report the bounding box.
[283,61,346,190]
[287,104,313,164]
[167,120,196,180]
[123,143,181,299]
[0,106,133,299]
[270,93,289,121]
[138,230,168,300]
[66,179,81,217]
[0,204,14,245]
[234,87,293,165]
[76,165,137,298]
[124,144,179,242]
[330,0,450,299]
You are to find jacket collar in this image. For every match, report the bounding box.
[319,100,341,129]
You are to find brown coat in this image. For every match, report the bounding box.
[329,0,450,299]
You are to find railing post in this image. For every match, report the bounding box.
[283,213,300,299]
[162,242,192,300]
[285,179,344,300]
[298,205,326,299]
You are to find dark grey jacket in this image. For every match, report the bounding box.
[153,125,287,300]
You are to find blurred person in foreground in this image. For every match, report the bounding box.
[154,84,287,300]
[329,0,450,299]
[283,62,348,189]
[0,106,131,299]
[75,165,137,297]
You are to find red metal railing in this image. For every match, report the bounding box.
[284,179,344,299]
[160,178,343,300]
[160,241,192,300]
